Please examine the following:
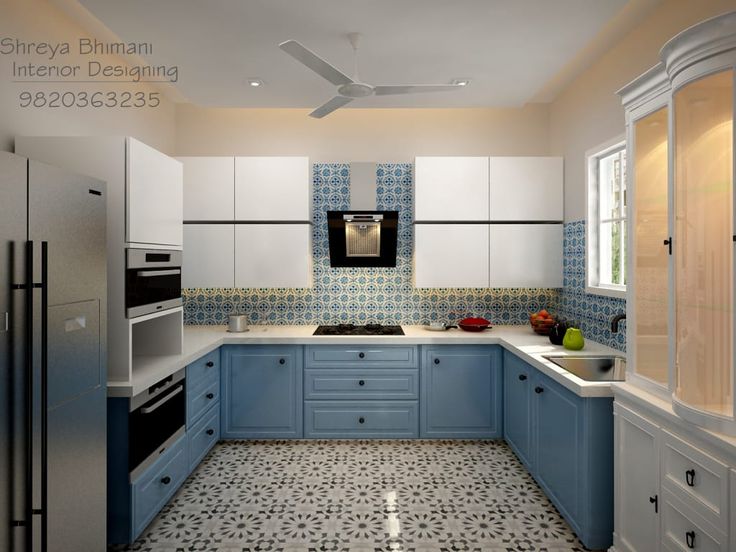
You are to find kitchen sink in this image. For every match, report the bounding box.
[542,355,626,382]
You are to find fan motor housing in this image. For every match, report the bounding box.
[338,82,374,98]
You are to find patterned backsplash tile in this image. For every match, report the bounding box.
[557,220,627,351]
[183,163,560,326]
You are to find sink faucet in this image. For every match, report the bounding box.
[611,313,626,333]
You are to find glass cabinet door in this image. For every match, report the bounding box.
[673,69,734,420]
[633,107,669,386]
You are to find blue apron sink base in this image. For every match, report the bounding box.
[109,343,613,550]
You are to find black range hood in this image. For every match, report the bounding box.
[327,210,398,267]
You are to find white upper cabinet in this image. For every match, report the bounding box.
[235,224,311,288]
[177,157,234,220]
[414,157,489,221]
[488,224,562,287]
[414,224,489,288]
[127,138,183,247]
[489,157,563,221]
[182,225,234,288]
[235,157,309,221]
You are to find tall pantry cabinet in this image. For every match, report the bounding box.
[614,12,736,552]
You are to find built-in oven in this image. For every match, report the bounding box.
[129,369,186,479]
[126,248,182,318]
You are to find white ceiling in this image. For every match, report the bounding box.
[77,0,632,109]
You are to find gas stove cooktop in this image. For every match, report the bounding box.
[313,324,404,336]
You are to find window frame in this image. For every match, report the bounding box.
[585,134,627,299]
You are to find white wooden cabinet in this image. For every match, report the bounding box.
[614,403,661,552]
[235,157,309,221]
[489,157,563,221]
[177,157,234,220]
[414,225,489,288]
[127,138,183,247]
[414,157,489,221]
[182,225,234,288]
[488,224,562,287]
[235,225,311,288]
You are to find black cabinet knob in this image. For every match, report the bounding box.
[205,361,214,367]
[358,417,365,424]
[685,469,695,487]
[206,429,214,436]
[160,476,171,485]
[535,386,544,394]
[434,358,440,364]
[279,358,286,364]
[519,374,527,381]
[206,392,214,400]
[358,380,365,386]
[358,352,365,359]
[686,530,695,549]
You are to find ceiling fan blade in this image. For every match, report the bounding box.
[279,40,353,86]
[309,96,353,118]
[373,84,464,96]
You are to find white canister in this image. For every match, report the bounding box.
[227,315,249,333]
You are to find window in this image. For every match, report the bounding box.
[586,136,627,298]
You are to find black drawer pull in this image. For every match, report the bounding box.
[649,495,658,513]
[358,380,365,386]
[206,429,214,436]
[160,476,171,485]
[685,469,695,487]
[358,417,365,424]
[279,358,286,365]
[535,386,544,394]
[686,530,695,549]
[434,358,440,364]
[358,352,365,359]
[205,361,214,367]
[206,392,214,400]
[519,374,527,381]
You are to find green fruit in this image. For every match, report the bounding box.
[563,328,585,351]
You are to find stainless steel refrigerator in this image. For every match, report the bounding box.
[0,151,107,552]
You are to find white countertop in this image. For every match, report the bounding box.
[108,325,623,399]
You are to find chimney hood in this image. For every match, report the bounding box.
[327,162,398,267]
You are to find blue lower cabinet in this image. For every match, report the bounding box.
[304,401,418,438]
[131,433,188,539]
[503,351,533,469]
[188,404,220,471]
[221,345,303,438]
[503,353,614,550]
[420,345,503,438]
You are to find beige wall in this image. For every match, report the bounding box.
[0,0,176,154]
[550,0,735,222]
[174,103,551,161]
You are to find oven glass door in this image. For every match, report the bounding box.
[129,382,185,472]
[126,268,181,314]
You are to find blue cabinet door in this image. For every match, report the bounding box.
[532,373,583,530]
[503,351,533,469]
[420,345,502,438]
[221,345,303,438]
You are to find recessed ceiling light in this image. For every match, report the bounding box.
[452,78,470,87]
[247,79,263,87]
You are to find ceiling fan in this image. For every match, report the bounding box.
[279,32,466,118]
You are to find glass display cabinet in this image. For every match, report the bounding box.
[620,12,736,436]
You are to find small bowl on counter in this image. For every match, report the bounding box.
[529,314,556,335]
[457,317,492,332]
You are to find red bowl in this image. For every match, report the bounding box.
[458,317,492,332]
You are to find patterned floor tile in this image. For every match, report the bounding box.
[110,440,593,552]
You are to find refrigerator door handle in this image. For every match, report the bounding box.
[24,240,34,552]
[40,241,48,552]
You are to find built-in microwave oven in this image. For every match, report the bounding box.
[125,248,182,318]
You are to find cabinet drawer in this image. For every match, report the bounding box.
[304,369,418,400]
[188,405,219,472]
[661,430,729,532]
[186,349,220,391]
[304,401,418,438]
[187,377,220,427]
[306,346,417,368]
[131,434,187,538]
[662,489,727,552]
